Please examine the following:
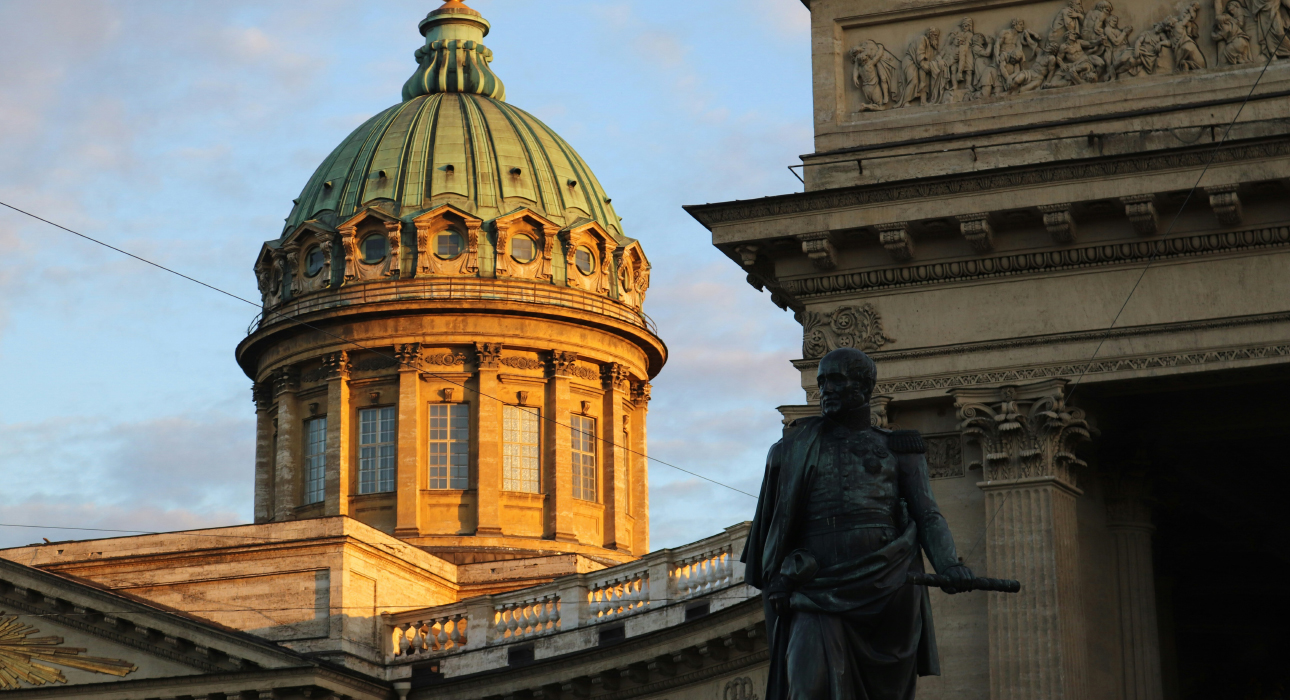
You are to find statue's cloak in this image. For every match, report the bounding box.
[742,416,940,700]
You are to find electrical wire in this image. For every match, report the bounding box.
[0,201,756,500]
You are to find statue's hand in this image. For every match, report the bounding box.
[940,564,974,595]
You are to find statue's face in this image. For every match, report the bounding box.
[817,356,872,417]
[961,18,974,32]
[929,29,941,47]
[1013,19,1026,31]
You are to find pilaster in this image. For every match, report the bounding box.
[1106,472,1163,700]
[630,382,651,554]
[322,351,352,517]
[547,351,579,543]
[395,344,424,537]
[252,381,275,524]
[953,380,1092,700]
[601,363,631,550]
[474,342,503,537]
[271,366,301,521]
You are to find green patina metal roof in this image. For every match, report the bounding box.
[281,2,622,240]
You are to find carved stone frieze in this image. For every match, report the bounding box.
[1120,194,1160,235]
[784,223,1290,297]
[1039,203,1078,243]
[424,352,468,366]
[0,611,138,689]
[876,222,915,262]
[844,0,1264,113]
[952,381,1090,487]
[926,434,965,479]
[797,232,838,271]
[500,356,545,371]
[474,342,502,370]
[957,213,994,253]
[879,341,1290,394]
[352,357,398,373]
[569,364,600,382]
[1205,184,1243,225]
[799,303,895,359]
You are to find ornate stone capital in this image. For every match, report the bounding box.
[1205,184,1243,226]
[319,351,350,382]
[601,362,629,391]
[474,342,502,370]
[1120,194,1159,236]
[394,343,422,370]
[631,382,652,405]
[252,381,274,412]
[798,303,895,360]
[271,365,300,396]
[869,395,892,429]
[384,220,404,277]
[796,232,837,271]
[1038,203,1077,244]
[957,213,994,253]
[550,350,578,378]
[875,222,914,262]
[952,379,1091,488]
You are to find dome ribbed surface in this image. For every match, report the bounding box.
[284,93,623,240]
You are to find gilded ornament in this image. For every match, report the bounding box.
[0,611,137,689]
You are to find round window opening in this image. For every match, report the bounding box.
[304,247,325,277]
[436,231,464,259]
[574,246,594,275]
[361,235,387,264]
[511,235,536,264]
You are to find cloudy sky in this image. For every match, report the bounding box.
[0,0,812,550]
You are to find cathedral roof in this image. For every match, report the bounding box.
[281,1,623,240]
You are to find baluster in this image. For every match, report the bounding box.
[435,617,449,650]
[397,623,411,656]
[537,598,550,632]
[448,615,462,648]
[551,597,562,630]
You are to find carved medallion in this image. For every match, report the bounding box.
[0,611,137,689]
[499,357,545,370]
[926,435,965,479]
[799,304,895,360]
[724,676,760,700]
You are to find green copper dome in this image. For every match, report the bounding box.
[282,1,623,240]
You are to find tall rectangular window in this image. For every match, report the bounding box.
[503,405,540,493]
[304,417,327,504]
[571,415,597,501]
[429,404,470,489]
[359,407,397,494]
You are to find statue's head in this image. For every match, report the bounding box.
[1012,18,1027,31]
[960,17,974,32]
[1069,0,1083,10]
[817,348,877,417]
[927,28,942,47]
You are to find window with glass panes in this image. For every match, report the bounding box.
[429,404,470,489]
[304,417,327,504]
[358,407,397,494]
[571,415,597,501]
[502,405,540,493]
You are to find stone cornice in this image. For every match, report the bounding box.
[784,224,1290,297]
[875,341,1290,394]
[685,137,1290,228]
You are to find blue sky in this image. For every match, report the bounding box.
[0,0,812,549]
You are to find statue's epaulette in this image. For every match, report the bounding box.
[889,429,926,454]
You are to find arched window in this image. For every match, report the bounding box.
[511,235,536,264]
[575,246,594,275]
[361,235,387,264]
[436,231,464,259]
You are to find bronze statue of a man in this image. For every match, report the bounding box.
[743,347,973,699]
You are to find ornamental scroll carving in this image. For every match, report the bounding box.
[0,611,138,689]
[500,356,545,370]
[952,381,1091,487]
[850,1,1273,113]
[799,304,895,360]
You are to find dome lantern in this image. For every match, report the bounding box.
[403,0,504,102]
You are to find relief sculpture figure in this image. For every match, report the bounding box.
[1049,0,1088,47]
[851,40,900,111]
[1214,0,1254,64]
[898,28,945,106]
[943,18,979,91]
[744,348,974,700]
[1252,0,1290,58]
[1166,11,1208,70]
[995,18,1042,88]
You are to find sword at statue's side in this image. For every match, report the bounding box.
[906,572,1021,593]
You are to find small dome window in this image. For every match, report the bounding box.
[574,246,594,275]
[511,235,536,264]
[304,246,325,277]
[361,235,387,264]
[436,231,464,259]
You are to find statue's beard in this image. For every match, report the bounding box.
[821,390,869,416]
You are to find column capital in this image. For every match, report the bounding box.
[550,350,579,378]
[320,351,350,382]
[272,365,300,396]
[252,381,274,412]
[952,379,1091,489]
[394,343,422,370]
[474,342,502,370]
[601,362,629,392]
[869,394,893,429]
[630,381,652,406]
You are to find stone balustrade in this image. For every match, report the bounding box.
[384,523,751,664]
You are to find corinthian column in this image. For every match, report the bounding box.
[1106,472,1163,700]
[952,379,1092,700]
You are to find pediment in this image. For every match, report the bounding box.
[338,206,401,233]
[0,559,307,692]
[282,220,339,248]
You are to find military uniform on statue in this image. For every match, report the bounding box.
[743,348,974,700]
